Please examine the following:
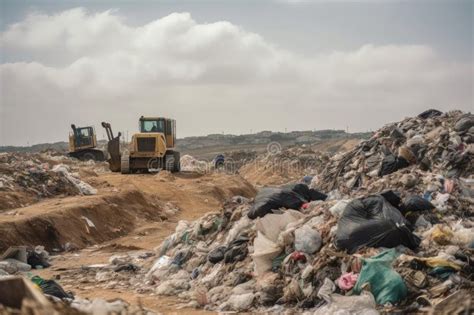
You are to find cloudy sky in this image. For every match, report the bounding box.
[0,0,472,146]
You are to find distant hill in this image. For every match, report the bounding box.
[0,141,69,153]
[0,130,372,154]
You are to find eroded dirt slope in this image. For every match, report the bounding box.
[0,171,256,253]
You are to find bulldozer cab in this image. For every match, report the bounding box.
[102,117,180,173]
[138,116,176,148]
[69,125,96,152]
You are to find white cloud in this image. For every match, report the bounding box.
[0,8,472,145]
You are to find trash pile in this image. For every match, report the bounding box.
[316,110,473,193]
[144,110,473,313]
[239,146,330,186]
[0,152,97,210]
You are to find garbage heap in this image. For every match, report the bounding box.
[147,110,473,314]
[316,110,473,193]
[239,146,330,186]
[0,152,97,210]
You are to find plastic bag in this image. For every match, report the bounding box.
[329,200,351,217]
[294,225,322,254]
[400,195,435,214]
[52,164,97,195]
[227,293,255,311]
[314,290,378,315]
[418,109,442,119]
[335,194,420,253]
[146,255,171,279]
[252,232,281,276]
[248,184,326,219]
[224,236,249,263]
[378,154,409,176]
[454,114,474,132]
[353,249,407,305]
[337,272,358,291]
[255,210,304,242]
[208,246,227,264]
[31,275,74,300]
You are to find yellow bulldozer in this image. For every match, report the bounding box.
[68,124,105,161]
[102,116,180,174]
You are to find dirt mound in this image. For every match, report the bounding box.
[98,172,256,214]
[0,190,166,252]
[311,138,362,153]
[238,139,362,187]
[0,171,256,253]
[239,147,330,186]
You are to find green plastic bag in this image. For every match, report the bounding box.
[353,248,407,305]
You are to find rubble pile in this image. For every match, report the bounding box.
[239,146,330,186]
[0,152,97,210]
[316,110,473,193]
[143,110,473,313]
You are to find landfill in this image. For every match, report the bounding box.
[0,110,473,314]
[316,110,473,192]
[141,110,473,313]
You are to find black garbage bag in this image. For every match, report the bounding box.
[335,194,420,253]
[454,115,474,133]
[400,196,435,214]
[208,246,227,264]
[380,190,402,209]
[31,276,74,300]
[285,183,327,201]
[379,154,410,176]
[248,183,327,219]
[114,263,140,272]
[418,109,443,119]
[224,236,249,263]
[172,249,192,266]
[27,251,50,269]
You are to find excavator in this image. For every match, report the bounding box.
[68,124,105,161]
[102,116,180,174]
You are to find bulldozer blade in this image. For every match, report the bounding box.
[107,137,121,172]
[101,121,122,172]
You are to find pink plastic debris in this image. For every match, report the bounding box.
[337,272,359,291]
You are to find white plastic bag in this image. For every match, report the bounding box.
[294,225,322,254]
[252,232,281,276]
[329,200,351,217]
[314,290,379,315]
[255,210,304,242]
